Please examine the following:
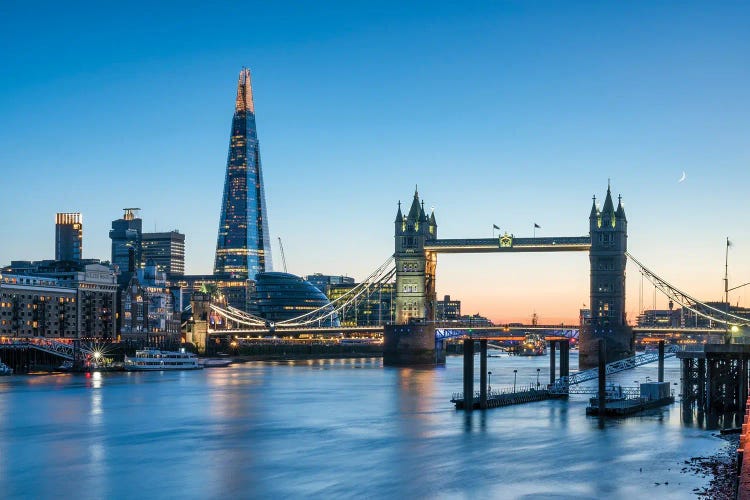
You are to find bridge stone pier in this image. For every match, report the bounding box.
[383,185,634,368]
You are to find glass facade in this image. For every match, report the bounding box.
[214,68,272,280]
[141,231,185,277]
[110,209,142,275]
[248,272,338,326]
[328,282,394,326]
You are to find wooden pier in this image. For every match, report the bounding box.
[678,344,750,415]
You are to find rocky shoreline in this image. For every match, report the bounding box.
[683,433,738,499]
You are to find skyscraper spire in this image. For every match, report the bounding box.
[215,68,272,281]
[235,68,255,113]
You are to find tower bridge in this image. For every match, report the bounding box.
[384,185,630,368]
[204,183,748,369]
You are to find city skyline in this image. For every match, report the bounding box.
[1,2,748,324]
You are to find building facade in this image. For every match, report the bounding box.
[328,282,394,326]
[141,231,185,278]
[55,212,83,262]
[120,261,180,345]
[247,272,337,325]
[0,274,77,338]
[214,68,273,280]
[110,208,142,276]
[436,294,461,321]
[305,274,355,295]
[0,262,117,339]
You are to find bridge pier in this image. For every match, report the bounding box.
[658,340,665,383]
[598,339,606,416]
[560,341,570,379]
[463,338,474,412]
[549,340,556,385]
[480,340,488,409]
[383,323,443,366]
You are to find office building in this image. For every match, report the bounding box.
[436,294,461,321]
[328,282,394,326]
[142,231,185,278]
[247,272,337,325]
[214,68,273,280]
[110,208,142,277]
[55,212,83,262]
[304,274,355,295]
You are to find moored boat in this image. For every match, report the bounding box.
[199,358,232,368]
[517,333,547,356]
[124,349,202,371]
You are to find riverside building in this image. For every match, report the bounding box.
[0,261,117,339]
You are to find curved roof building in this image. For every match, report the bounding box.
[248,272,339,326]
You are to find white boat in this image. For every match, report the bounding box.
[124,349,202,371]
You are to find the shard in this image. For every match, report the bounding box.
[214,68,273,279]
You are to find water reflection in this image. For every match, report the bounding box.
[0,356,731,498]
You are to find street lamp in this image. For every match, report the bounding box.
[513,369,518,393]
[536,368,540,389]
[488,371,492,393]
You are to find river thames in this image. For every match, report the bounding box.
[0,352,728,499]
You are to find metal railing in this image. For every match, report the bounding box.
[550,346,680,393]
[0,339,92,360]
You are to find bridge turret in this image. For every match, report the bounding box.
[581,182,633,369]
[386,188,440,366]
[615,195,627,223]
[589,196,599,232]
[394,201,404,234]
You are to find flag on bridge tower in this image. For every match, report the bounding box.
[493,224,500,230]
[534,223,541,229]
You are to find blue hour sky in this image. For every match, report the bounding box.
[1,1,748,323]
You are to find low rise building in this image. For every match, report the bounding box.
[436,295,461,321]
[120,261,180,345]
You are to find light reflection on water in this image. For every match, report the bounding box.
[0,354,729,499]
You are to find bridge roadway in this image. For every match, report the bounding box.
[209,324,580,337]
[424,236,591,253]
[212,324,727,338]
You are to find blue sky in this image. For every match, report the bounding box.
[1,1,748,323]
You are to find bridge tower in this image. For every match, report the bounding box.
[579,184,634,368]
[384,188,442,365]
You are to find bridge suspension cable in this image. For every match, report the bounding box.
[209,255,396,329]
[626,252,748,327]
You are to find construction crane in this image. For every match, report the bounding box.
[278,237,288,273]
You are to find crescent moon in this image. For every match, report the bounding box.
[678,171,686,183]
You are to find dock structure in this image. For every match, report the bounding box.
[455,337,570,411]
[737,396,750,499]
[678,344,750,416]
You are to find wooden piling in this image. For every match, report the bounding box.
[463,338,474,412]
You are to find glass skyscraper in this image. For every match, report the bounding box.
[214,68,273,279]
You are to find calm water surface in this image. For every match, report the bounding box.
[0,353,727,499]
